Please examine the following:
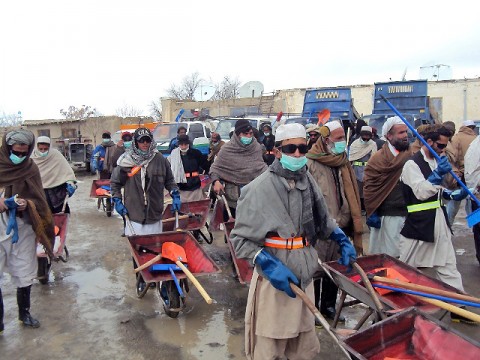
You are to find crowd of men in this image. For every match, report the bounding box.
[1,116,479,360]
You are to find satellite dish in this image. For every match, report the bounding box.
[238,81,264,98]
[194,82,216,101]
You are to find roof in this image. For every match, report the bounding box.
[23,118,85,126]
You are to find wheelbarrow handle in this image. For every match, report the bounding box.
[134,254,162,273]
[175,260,213,304]
[125,215,136,236]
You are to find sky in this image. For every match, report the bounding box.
[1,1,479,120]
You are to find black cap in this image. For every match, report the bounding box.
[234,119,252,135]
[121,131,132,141]
[134,127,153,142]
[177,134,190,145]
[102,132,111,139]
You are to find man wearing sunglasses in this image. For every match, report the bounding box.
[91,132,116,179]
[0,129,56,331]
[231,123,356,359]
[399,126,472,323]
[306,120,363,323]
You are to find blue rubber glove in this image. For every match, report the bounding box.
[427,156,452,185]
[254,249,299,298]
[113,197,128,216]
[366,212,381,229]
[171,189,181,213]
[443,188,472,201]
[66,183,76,197]
[91,159,98,172]
[329,227,357,267]
[4,196,19,244]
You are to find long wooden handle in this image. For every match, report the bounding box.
[162,214,189,223]
[221,194,234,220]
[134,254,162,273]
[290,284,352,360]
[125,214,136,236]
[352,262,387,320]
[411,295,480,323]
[175,261,213,304]
[372,276,480,304]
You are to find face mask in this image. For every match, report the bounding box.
[138,149,149,155]
[39,151,49,157]
[279,154,307,172]
[123,141,132,149]
[240,136,253,145]
[264,132,270,136]
[331,140,347,154]
[10,153,26,165]
[102,138,111,144]
[212,141,218,146]
[180,147,189,153]
[360,139,368,145]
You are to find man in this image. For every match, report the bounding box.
[209,119,268,220]
[110,127,181,236]
[108,131,133,173]
[464,134,480,265]
[305,124,320,151]
[260,124,276,165]
[306,120,363,321]
[399,126,469,312]
[169,134,209,202]
[231,123,356,360]
[31,136,77,214]
[168,126,187,153]
[363,116,411,257]
[91,132,116,179]
[448,120,477,224]
[348,126,377,213]
[206,132,224,167]
[0,129,55,331]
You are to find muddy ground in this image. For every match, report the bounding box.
[1,172,479,359]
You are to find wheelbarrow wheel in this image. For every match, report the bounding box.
[158,280,181,318]
[135,274,149,298]
[37,257,51,285]
[97,198,101,210]
[106,199,112,217]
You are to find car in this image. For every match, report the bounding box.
[215,117,275,141]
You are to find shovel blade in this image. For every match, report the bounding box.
[467,208,480,227]
[162,242,188,263]
[150,264,184,272]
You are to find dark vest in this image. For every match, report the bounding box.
[400,151,449,242]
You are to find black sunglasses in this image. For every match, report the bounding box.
[435,142,447,149]
[279,144,309,154]
[11,150,28,157]
[137,138,152,144]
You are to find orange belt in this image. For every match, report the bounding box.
[264,236,305,249]
[128,166,141,177]
[185,171,199,178]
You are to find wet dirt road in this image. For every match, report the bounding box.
[1,172,479,359]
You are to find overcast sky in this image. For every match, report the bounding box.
[1,1,479,120]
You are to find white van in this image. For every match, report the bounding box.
[215,117,275,141]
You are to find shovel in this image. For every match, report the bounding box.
[220,194,235,223]
[381,95,480,227]
[162,241,213,304]
[210,195,225,230]
[134,245,162,273]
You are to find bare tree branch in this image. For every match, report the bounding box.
[0,111,23,127]
[166,72,203,100]
[149,100,162,121]
[212,75,241,100]
[115,104,143,118]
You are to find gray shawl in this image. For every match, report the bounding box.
[209,133,267,185]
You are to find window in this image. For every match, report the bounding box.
[188,123,204,141]
[37,129,50,137]
[62,128,77,139]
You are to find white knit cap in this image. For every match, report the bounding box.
[275,123,307,142]
[463,120,475,127]
[382,116,404,137]
[325,120,343,132]
[37,136,51,144]
[360,126,372,133]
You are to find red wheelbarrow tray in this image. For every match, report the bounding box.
[162,199,211,232]
[38,213,68,258]
[89,179,112,198]
[323,253,470,315]
[128,230,221,282]
[341,307,480,360]
[224,221,253,285]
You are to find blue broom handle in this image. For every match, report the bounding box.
[372,283,480,308]
[381,95,480,207]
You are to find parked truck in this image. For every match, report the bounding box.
[362,79,438,133]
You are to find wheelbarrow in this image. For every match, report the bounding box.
[127,230,221,318]
[89,179,113,217]
[223,221,253,285]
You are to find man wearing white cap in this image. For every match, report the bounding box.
[306,120,362,322]
[363,116,411,257]
[448,120,477,224]
[31,136,77,214]
[231,123,356,360]
[348,126,377,213]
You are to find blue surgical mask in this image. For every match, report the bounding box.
[360,139,367,145]
[102,138,111,144]
[240,136,253,145]
[331,140,347,154]
[123,141,132,149]
[264,132,270,136]
[279,154,307,172]
[39,151,49,157]
[10,153,26,164]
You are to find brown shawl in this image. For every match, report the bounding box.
[0,133,54,256]
[306,140,363,252]
[209,134,267,185]
[207,140,225,162]
[363,142,412,217]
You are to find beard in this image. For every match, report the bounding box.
[391,137,409,152]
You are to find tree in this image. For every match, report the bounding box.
[0,110,23,127]
[149,99,162,121]
[115,104,142,118]
[60,105,97,120]
[212,76,241,100]
[167,72,203,100]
